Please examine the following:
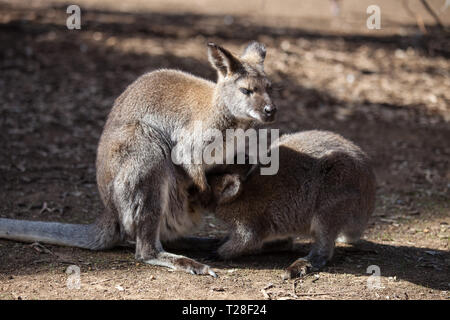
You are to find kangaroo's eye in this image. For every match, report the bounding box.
[239,88,253,95]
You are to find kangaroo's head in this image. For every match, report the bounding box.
[208,42,276,123]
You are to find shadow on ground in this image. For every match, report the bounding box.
[0,238,448,291]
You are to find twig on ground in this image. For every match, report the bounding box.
[402,0,427,33]
[294,290,354,297]
[30,242,55,255]
[89,278,114,285]
[261,288,271,300]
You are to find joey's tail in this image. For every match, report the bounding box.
[0,218,120,250]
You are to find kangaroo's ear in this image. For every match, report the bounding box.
[208,43,242,78]
[217,174,243,205]
[240,41,266,68]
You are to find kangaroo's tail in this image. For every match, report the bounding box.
[0,217,120,250]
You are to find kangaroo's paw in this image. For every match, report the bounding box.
[283,257,317,279]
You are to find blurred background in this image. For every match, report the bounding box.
[0,0,449,299]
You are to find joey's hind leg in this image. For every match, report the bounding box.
[283,239,335,279]
[261,237,294,253]
[216,228,263,260]
[284,219,337,279]
[209,237,294,260]
[163,236,223,252]
[117,237,224,252]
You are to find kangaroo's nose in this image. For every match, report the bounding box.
[264,105,277,116]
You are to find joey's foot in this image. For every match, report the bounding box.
[283,258,319,279]
[175,257,218,277]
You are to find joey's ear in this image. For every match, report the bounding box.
[207,43,242,78]
[217,174,243,205]
[240,41,266,68]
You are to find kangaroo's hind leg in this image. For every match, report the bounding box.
[216,226,264,260]
[112,142,216,277]
[284,226,337,279]
[284,202,347,279]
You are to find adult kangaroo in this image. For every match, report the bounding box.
[0,42,276,276]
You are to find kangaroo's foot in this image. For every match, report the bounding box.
[283,257,322,279]
[283,243,331,279]
[143,251,217,277]
[283,215,338,279]
[134,221,217,277]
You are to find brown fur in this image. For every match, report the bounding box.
[190,130,376,278]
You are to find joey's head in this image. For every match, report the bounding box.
[209,173,243,205]
[188,173,244,212]
[208,42,276,123]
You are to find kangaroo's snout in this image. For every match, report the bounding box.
[264,104,276,116]
[262,104,277,122]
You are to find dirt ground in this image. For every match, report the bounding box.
[0,0,449,300]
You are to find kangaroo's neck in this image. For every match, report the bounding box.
[198,89,248,134]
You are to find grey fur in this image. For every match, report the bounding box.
[0,218,117,249]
